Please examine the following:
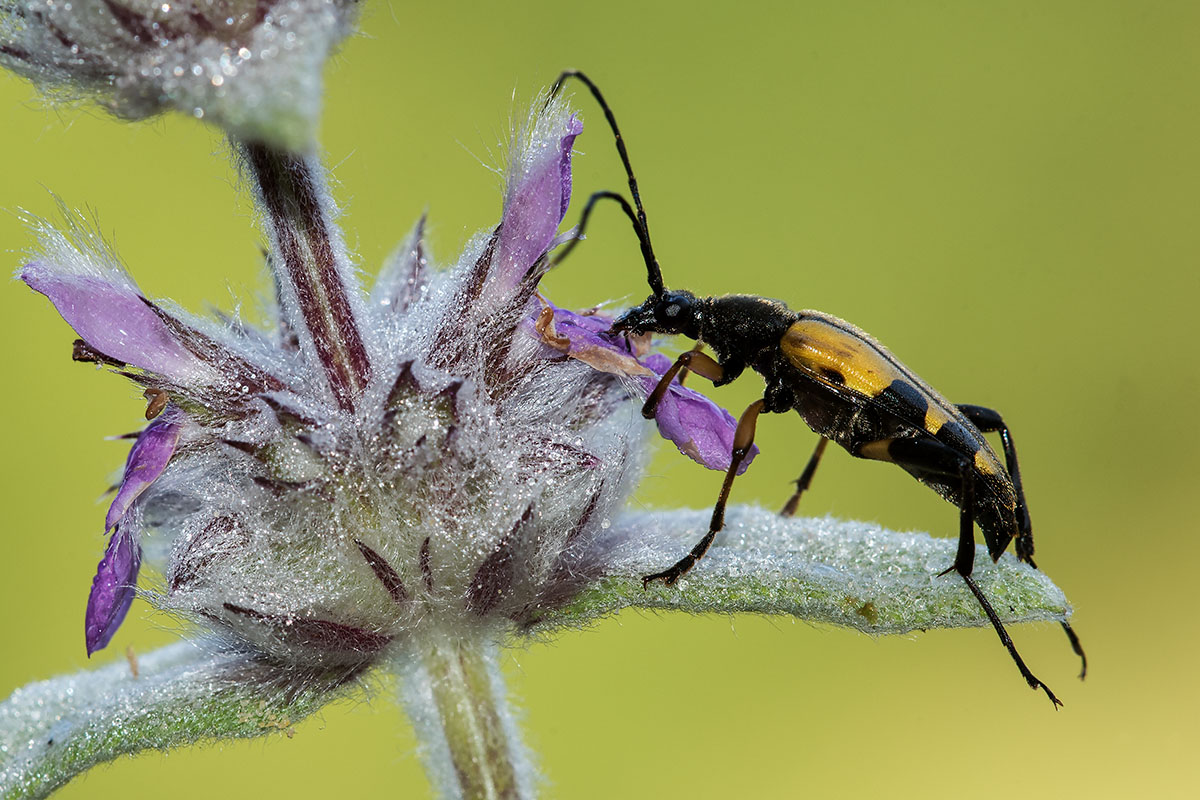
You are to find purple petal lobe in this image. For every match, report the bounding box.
[85,523,141,656]
[547,304,623,341]
[532,303,652,376]
[639,354,759,475]
[20,264,213,382]
[84,412,181,654]
[105,412,183,532]
[492,114,584,291]
[532,302,758,473]
[558,115,583,219]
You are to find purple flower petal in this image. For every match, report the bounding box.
[84,412,182,655]
[84,522,141,656]
[105,412,184,531]
[533,304,758,474]
[20,263,215,383]
[532,304,650,377]
[638,354,758,475]
[552,305,622,338]
[491,114,583,291]
[557,116,583,221]
[545,305,631,352]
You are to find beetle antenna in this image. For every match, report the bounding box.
[548,70,665,296]
[545,190,650,277]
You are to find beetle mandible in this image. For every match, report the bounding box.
[545,72,1085,707]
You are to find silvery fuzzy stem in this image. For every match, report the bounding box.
[522,507,1074,636]
[398,636,533,800]
[0,641,350,799]
[240,140,372,412]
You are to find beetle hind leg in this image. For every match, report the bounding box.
[1023,557,1088,679]
[958,571,1061,707]
[861,437,1061,707]
[1058,618,1088,680]
[956,404,1032,544]
[958,404,1087,679]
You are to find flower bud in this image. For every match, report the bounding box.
[1,0,359,149]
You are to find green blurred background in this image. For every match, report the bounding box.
[3,2,1198,797]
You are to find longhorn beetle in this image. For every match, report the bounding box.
[546,71,1085,706]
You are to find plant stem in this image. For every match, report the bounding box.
[240,139,372,413]
[398,635,532,800]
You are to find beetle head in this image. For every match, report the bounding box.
[612,290,702,340]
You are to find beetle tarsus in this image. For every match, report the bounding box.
[642,560,689,589]
[1061,620,1088,679]
[959,572,1061,708]
[1022,556,1088,679]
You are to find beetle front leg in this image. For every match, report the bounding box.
[672,342,715,388]
[641,348,724,418]
[859,436,1062,708]
[644,399,765,587]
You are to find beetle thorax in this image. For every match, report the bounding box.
[699,294,797,363]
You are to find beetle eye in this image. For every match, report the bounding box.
[664,304,680,318]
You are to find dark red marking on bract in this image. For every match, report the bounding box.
[385,215,429,314]
[467,505,533,615]
[100,0,158,42]
[222,603,391,654]
[564,482,603,546]
[382,361,419,431]
[354,539,408,604]
[72,338,125,367]
[430,230,498,369]
[419,537,434,592]
[220,439,259,456]
[259,394,319,428]
[168,516,244,593]
[139,296,286,394]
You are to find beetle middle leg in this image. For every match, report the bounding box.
[859,436,1062,707]
[643,399,765,588]
[957,404,1087,679]
[779,437,829,517]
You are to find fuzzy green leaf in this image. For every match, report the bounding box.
[530,506,1072,633]
[0,641,356,799]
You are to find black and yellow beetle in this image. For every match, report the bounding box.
[548,71,1085,707]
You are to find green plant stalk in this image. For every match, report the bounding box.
[399,635,531,800]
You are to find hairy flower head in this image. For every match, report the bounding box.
[0,0,358,149]
[17,96,747,674]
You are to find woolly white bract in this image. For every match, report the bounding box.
[18,97,667,675]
